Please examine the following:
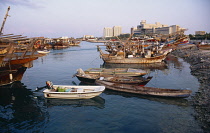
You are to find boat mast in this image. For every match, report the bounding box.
[0,6,10,35]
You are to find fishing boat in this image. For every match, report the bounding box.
[96,80,192,98]
[82,68,148,77]
[100,76,152,85]
[5,57,38,65]
[37,50,50,54]
[198,43,210,50]
[98,46,170,64]
[74,69,152,85]
[43,81,105,99]
[74,72,99,84]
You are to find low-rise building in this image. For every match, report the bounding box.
[83,35,94,40]
[195,31,206,35]
[133,20,185,35]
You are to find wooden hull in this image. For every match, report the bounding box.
[199,45,210,50]
[76,75,97,83]
[0,66,27,86]
[101,54,167,64]
[84,68,148,77]
[9,57,38,65]
[96,80,192,98]
[76,74,152,85]
[102,76,152,85]
[43,85,105,99]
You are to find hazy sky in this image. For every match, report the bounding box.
[0,0,210,38]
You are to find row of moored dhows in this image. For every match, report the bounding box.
[97,38,173,64]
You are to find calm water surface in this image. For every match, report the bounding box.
[0,42,203,133]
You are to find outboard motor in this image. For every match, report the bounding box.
[46,81,54,89]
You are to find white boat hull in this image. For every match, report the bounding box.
[43,85,105,99]
[37,50,50,54]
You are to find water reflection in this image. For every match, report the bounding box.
[165,54,184,70]
[45,96,105,109]
[101,62,168,71]
[0,82,48,133]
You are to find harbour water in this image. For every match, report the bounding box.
[0,41,204,133]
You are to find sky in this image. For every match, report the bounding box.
[0,0,210,38]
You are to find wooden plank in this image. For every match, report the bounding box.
[0,34,14,36]
[0,35,22,38]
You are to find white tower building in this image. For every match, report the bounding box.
[113,26,122,36]
[103,27,113,37]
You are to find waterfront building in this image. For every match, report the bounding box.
[131,27,137,35]
[83,35,94,40]
[113,26,122,36]
[103,27,113,37]
[133,20,185,35]
[195,31,206,35]
[103,26,122,38]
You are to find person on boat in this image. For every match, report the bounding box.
[151,51,154,57]
[196,42,200,50]
[142,53,145,58]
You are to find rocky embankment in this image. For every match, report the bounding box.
[171,44,210,131]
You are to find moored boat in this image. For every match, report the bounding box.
[37,50,50,54]
[75,70,152,85]
[100,76,152,85]
[96,80,192,98]
[100,52,167,64]
[83,68,148,77]
[43,81,105,99]
[7,57,38,65]
[97,42,171,64]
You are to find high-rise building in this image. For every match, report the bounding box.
[113,26,122,36]
[103,26,122,38]
[103,27,113,37]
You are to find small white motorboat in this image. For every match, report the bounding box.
[43,81,105,99]
[37,50,50,54]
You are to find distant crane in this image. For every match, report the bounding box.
[0,6,10,35]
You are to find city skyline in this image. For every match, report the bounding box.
[0,0,210,38]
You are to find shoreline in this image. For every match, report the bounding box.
[171,45,210,131]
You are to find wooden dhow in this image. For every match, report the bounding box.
[100,76,152,85]
[97,42,172,64]
[96,80,192,98]
[78,68,148,77]
[74,69,152,85]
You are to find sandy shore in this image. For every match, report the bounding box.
[171,44,210,131]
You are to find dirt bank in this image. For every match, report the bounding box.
[171,44,210,131]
